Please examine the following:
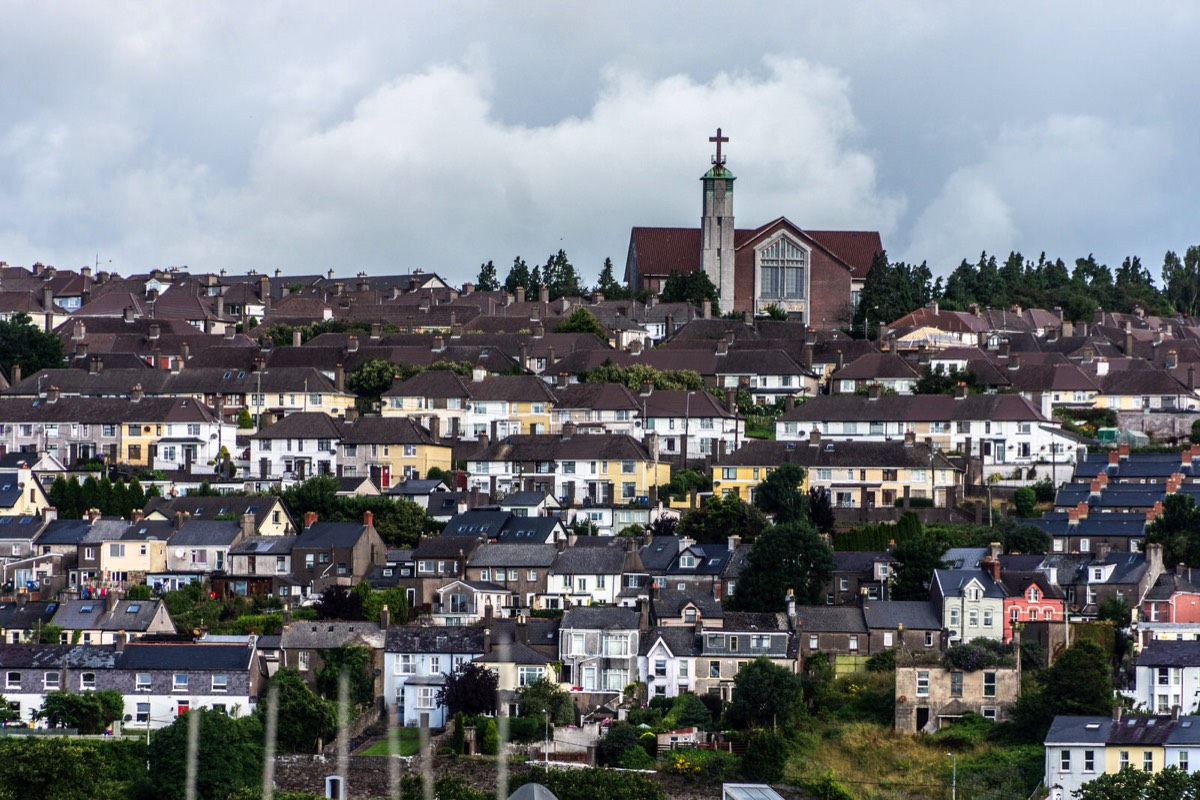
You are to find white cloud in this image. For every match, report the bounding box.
[0,53,898,282]
[905,114,1173,272]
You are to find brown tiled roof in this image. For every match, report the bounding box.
[339,416,438,445]
[248,411,343,440]
[779,393,1047,423]
[805,230,884,276]
[468,433,654,463]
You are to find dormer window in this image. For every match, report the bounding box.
[679,555,696,569]
[1028,588,1039,602]
[684,608,698,623]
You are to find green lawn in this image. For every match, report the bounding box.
[360,728,422,757]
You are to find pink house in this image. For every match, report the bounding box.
[1141,566,1200,624]
[999,570,1066,642]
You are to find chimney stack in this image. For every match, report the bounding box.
[304,511,318,529]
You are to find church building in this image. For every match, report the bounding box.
[623,129,883,329]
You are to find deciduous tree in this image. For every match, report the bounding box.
[753,463,808,524]
[436,663,498,718]
[147,709,263,800]
[725,657,804,729]
[0,312,65,382]
[729,519,834,610]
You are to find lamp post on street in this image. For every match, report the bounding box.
[947,752,957,800]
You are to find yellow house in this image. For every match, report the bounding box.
[475,641,562,715]
[0,460,52,516]
[142,495,296,536]
[96,522,170,584]
[339,414,453,488]
[713,434,961,509]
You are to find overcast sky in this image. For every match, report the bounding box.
[2,2,1196,287]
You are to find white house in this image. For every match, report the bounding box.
[1133,641,1200,713]
[247,411,343,482]
[931,567,1007,643]
[1043,716,1112,799]
[639,628,698,700]
[383,626,487,728]
[638,388,743,461]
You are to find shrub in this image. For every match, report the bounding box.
[1031,478,1057,503]
[661,749,736,781]
[452,712,466,755]
[865,649,897,672]
[480,717,499,756]
[597,723,643,767]
[942,638,1015,671]
[741,728,789,782]
[1013,487,1037,517]
[514,766,664,800]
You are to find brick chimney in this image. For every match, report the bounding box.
[363,510,374,528]
[240,512,256,540]
[304,511,318,529]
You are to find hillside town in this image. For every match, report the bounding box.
[4,141,1200,800]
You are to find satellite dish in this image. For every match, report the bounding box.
[174,549,186,558]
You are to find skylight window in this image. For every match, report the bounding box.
[80,605,94,613]
[127,604,141,613]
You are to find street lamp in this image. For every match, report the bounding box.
[947,752,957,800]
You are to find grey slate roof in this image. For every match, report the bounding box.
[0,600,59,631]
[294,522,368,548]
[0,643,73,669]
[467,544,558,568]
[50,599,169,632]
[474,641,551,665]
[640,627,702,657]
[167,520,242,547]
[550,545,628,575]
[793,605,867,633]
[560,606,640,631]
[35,519,93,545]
[1044,715,1113,744]
[384,625,487,654]
[279,620,385,650]
[1136,640,1200,668]
[64,644,120,669]
[117,643,255,670]
[230,536,297,555]
[862,600,943,630]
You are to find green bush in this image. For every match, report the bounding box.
[1013,487,1037,517]
[452,712,466,755]
[480,717,500,756]
[865,649,897,672]
[661,748,737,781]
[513,766,664,800]
[741,728,789,782]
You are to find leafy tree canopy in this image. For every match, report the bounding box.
[594,257,631,300]
[752,463,808,524]
[660,270,718,306]
[475,260,500,292]
[36,690,123,734]
[730,519,834,610]
[148,709,263,800]
[677,492,768,545]
[555,307,608,338]
[262,668,337,754]
[580,360,704,391]
[888,515,949,600]
[315,644,375,707]
[436,662,498,718]
[724,657,805,729]
[1147,493,1200,567]
[281,474,438,547]
[0,312,64,382]
[516,677,574,725]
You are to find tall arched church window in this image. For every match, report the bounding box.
[761,238,806,299]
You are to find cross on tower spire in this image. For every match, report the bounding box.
[709,127,729,166]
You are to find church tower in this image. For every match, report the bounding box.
[700,128,736,315]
